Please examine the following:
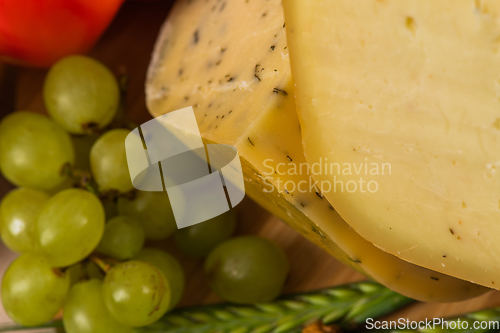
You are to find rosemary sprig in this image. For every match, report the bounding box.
[137,280,412,333]
[0,280,412,333]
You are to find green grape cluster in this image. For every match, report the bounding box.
[0,55,186,331]
[0,54,290,331]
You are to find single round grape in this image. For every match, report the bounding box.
[133,248,185,308]
[174,210,237,257]
[90,129,133,193]
[102,261,170,327]
[43,56,119,134]
[67,261,106,285]
[85,261,105,280]
[0,188,49,253]
[67,261,105,284]
[97,216,145,260]
[36,189,105,267]
[102,200,118,220]
[204,236,290,304]
[117,191,177,240]
[72,134,99,171]
[0,111,74,190]
[44,177,76,196]
[67,263,85,286]
[63,279,133,333]
[1,253,70,326]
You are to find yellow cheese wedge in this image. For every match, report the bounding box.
[283,0,500,289]
[146,0,487,301]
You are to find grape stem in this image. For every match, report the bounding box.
[60,162,136,203]
[60,163,98,194]
[88,254,119,274]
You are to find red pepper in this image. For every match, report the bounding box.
[0,0,125,67]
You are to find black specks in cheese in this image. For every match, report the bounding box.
[255,64,262,81]
[149,0,293,148]
[193,30,200,44]
[273,88,288,96]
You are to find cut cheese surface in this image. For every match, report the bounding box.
[146,0,487,301]
[284,0,500,288]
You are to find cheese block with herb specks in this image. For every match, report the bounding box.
[284,0,500,290]
[146,0,487,301]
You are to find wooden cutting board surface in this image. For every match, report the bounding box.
[0,0,500,328]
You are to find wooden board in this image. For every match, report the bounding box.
[0,0,500,328]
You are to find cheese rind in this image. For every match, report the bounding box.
[147,0,487,301]
[284,0,500,288]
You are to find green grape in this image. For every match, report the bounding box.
[67,263,85,285]
[0,111,74,190]
[67,261,106,285]
[85,261,105,280]
[72,134,99,171]
[117,191,177,240]
[1,253,70,326]
[102,261,170,327]
[0,188,49,253]
[63,279,133,333]
[174,210,237,257]
[36,188,105,267]
[97,216,145,260]
[133,248,185,308]
[102,199,118,220]
[44,176,76,196]
[90,129,133,193]
[43,55,119,134]
[204,236,290,304]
